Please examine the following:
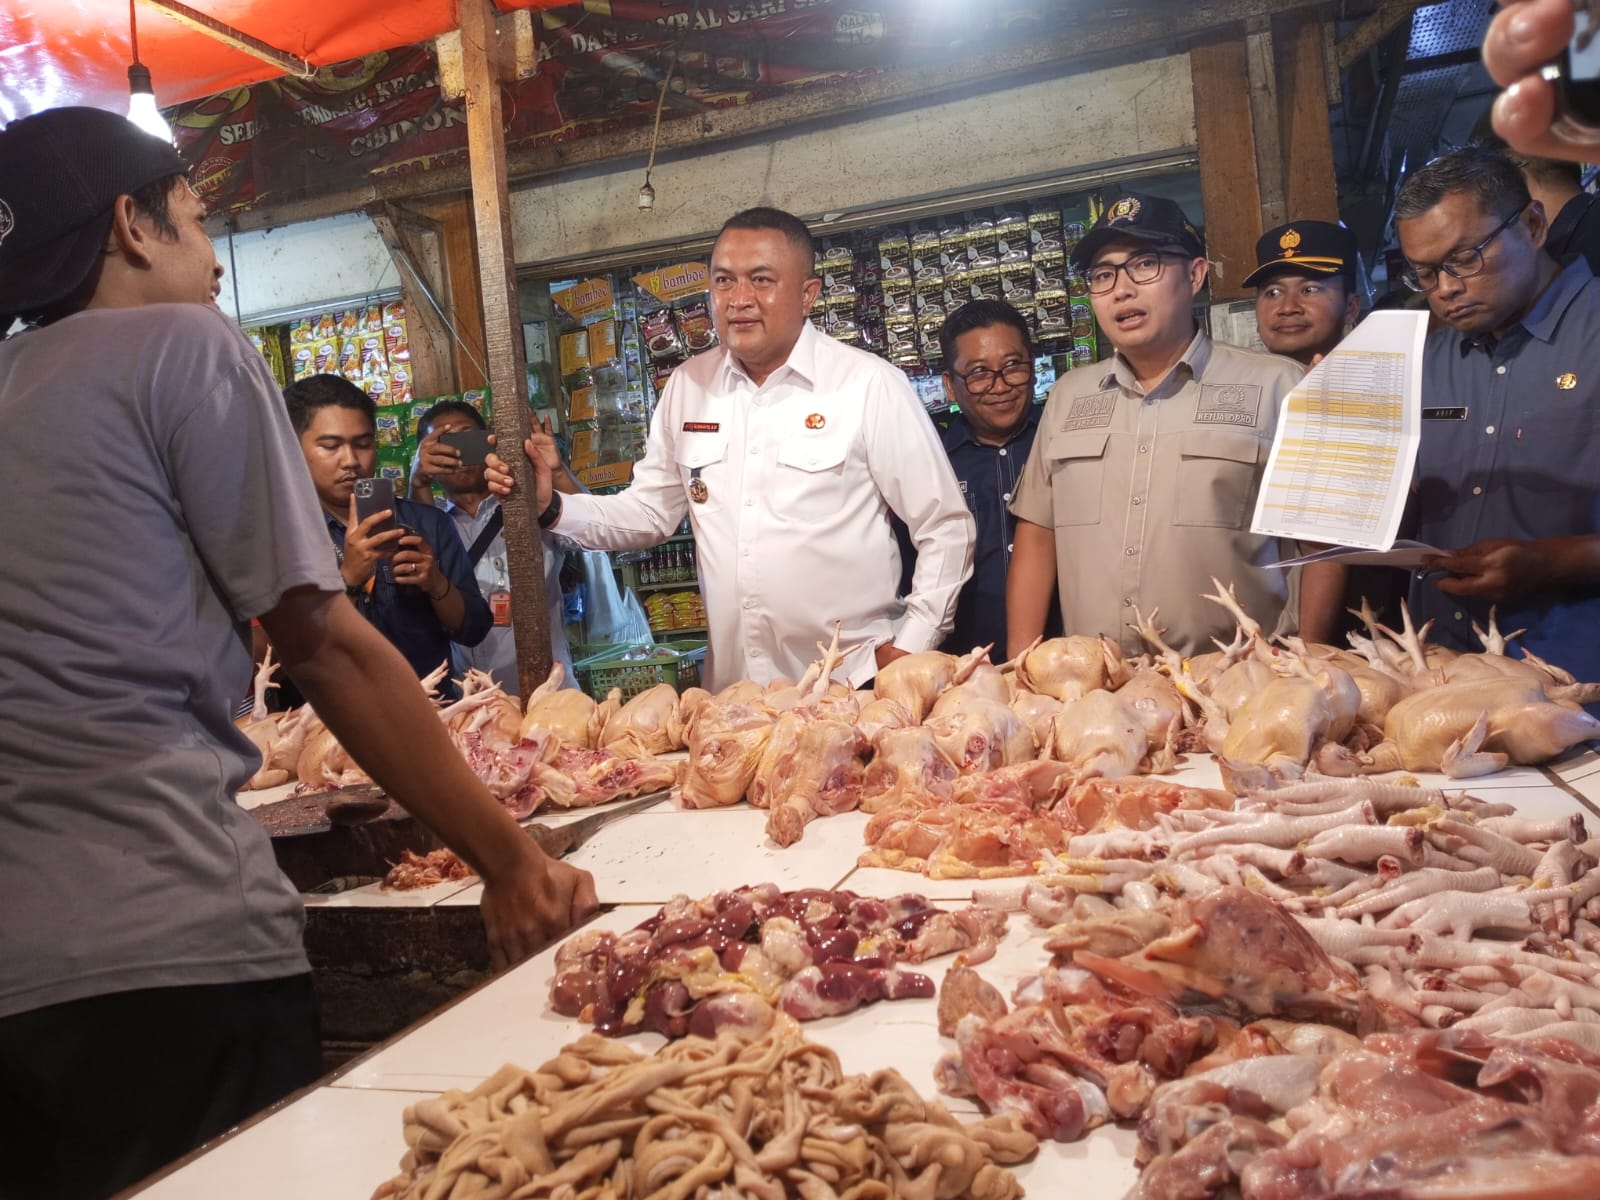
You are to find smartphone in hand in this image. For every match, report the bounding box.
[1548,2,1600,142]
[438,429,495,466]
[353,476,398,536]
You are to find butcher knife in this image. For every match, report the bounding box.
[522,790,670,859]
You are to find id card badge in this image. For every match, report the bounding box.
[489,588,513,626]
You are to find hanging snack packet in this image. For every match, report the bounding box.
[641,308,683,362]
[675,300,716,353]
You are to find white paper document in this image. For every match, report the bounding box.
[1250,310,1429,550]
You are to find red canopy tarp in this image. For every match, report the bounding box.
[0,0,570,123]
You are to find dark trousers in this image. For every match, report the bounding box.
[0,974,321,1200]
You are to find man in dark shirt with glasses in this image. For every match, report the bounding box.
[931,300,1061,654]
[1395,145,1600,690]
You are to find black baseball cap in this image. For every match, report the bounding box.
[0,107,186,318]
[1243,220,1358,288]
[1070,192,1206,271]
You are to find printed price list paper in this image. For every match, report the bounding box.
[1251,310,1428,551]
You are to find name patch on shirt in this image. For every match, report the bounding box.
[682,421,721,432]
[1060,389,1118,431]
[1422,407,1469,421]
[1194,383,1262,427]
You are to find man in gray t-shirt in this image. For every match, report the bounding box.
[0,108,596,1200]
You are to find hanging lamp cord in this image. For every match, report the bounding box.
[642,53,677,188]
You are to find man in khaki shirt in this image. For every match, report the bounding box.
[1007,192,1345,657]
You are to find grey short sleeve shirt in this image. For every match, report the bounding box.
[1010,331,1305,657]
[0,304,344,1017]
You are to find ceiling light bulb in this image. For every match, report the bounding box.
[637,180,656,211]
[127,62,173,141]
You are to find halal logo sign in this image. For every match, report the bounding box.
[0,198,13,247]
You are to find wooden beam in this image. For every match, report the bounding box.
[1278,14,1341,223]
[369,205,455,402]
[142,0,309,75]
[1336,0,1426,71]
[458,0,549,695]
[427,198,489,393]
[209,0,1348,238]
[1246,28,1286,231]
[1192,36,1264,300]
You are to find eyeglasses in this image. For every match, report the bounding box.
[953,360,1034,395]
[1400,204,1526,292]
[1084,250,1186,295]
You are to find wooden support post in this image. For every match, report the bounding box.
[1277,15,1341,223]
[1191,37,1264,301]
[369,204,456,402]
[458,0,550,696]
[1246,27,1286,231]
[434,198,490,392]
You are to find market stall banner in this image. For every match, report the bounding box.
[170,0,1056,214]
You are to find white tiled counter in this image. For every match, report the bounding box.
[137,753,1598,1197]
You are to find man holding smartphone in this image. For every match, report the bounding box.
[411,399,581,694]
[0,109,594,1200]
[284,374,492,694]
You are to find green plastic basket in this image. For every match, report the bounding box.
[575,640,706,701]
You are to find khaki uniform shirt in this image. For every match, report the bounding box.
[1010,330,1304,658]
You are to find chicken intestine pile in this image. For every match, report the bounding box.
[370,1016,1038,1200]
[237,658,682,820]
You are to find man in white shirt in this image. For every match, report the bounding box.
[490,207,974,689]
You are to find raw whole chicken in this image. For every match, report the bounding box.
[1051,689,1147,780]
[1015,635,1129,701]
[925,690,1036,774]
[860,725,959,813]
[1114,667,1188,773]
[1010,689,1064,749]
[857,696,914,741]
[678,703,775,809]
[599,683,684,756]
[1372,677,1600,776]
[519,664,602,747]
[762,716,868,847]
[873,645,991,722]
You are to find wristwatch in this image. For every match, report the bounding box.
[537,491,563,530]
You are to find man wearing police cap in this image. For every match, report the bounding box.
[1007,192,1347,654]
[1247,220,1363,365]
[0,108,594,1198]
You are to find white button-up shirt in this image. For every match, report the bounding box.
[443,493,574,696]
[555,323,974,690]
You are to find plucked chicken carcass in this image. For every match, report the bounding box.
[518,664,602,747]
[1015,635,1130,701]
[678,701,775,809]
[1370,676,1600,777]
[1051,689,1148,781]
[1010,689,1064,748]
[236,649,316,791]
[873,644,993,722]
[860,725,959,813]
[598,682,684,756]
[760,715,869,847]
[925,689,1036,774]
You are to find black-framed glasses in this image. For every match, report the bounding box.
[954,360,1034,395]
[1400,204,1527,292]
[1084,250,1186,295]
